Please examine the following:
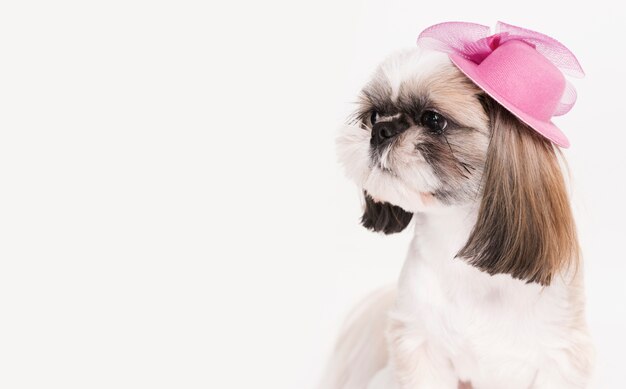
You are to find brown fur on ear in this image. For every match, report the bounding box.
[457,99,580,285]
[361,192,413,234]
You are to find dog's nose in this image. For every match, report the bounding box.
[371,121,405,146]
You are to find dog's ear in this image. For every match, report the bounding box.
[457,98,579,285]
[361,192,413,234]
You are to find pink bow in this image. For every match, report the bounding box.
[417,22,584,116]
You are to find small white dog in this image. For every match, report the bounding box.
[322,23,594,389]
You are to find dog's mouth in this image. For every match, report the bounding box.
[370,142,398,174]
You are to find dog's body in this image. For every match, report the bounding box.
[322,48,593,388]
[386,208,589,389]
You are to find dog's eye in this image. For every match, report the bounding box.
[370,110,378,125]
[421,110,447,134]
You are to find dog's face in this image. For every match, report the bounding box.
[338,48,579,285]
[338,49,490,224]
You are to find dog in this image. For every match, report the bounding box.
[321,23,594,389]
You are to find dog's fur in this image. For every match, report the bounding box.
[322,48,593,388]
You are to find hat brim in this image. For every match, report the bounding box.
[449,54,570,148]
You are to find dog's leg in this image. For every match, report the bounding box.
[531,334,594,389]
[391,344,457,388]
[532,368,588,389]
[368,356,469,389]
[388,316,457,389]
[531,353,594,388]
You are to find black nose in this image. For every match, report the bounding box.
[371,121,404,146]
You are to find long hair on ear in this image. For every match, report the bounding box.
[361,192,413,234]
[457,98,580,286]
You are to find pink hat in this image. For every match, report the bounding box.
[417,22,584,148]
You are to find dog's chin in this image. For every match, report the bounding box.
[362,166,436,214]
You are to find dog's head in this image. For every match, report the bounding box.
[337,49,579,285]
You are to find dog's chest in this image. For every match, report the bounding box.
[396,246,564,388]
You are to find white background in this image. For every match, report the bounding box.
[0,1,624,388]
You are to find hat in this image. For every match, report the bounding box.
[417,21,584,148]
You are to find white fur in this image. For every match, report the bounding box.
[322,204,593,389]
[319,287,396,389]
[322,48,594,388]
[384,206,594,388]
